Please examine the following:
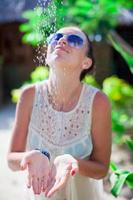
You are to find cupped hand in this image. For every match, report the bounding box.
[45,154,79,198]
[20,150,50,195]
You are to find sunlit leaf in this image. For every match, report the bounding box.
[11,89,21,103]
[83,75,100,88]
[125,138,133,151]
[30,66,49,82]
[19,23,32,32]
[110,170,130,197]
[108,33,133,73]
[126,173,133,188]
[22,32,43,46]
[110,161,119,171]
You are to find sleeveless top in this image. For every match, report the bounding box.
[26,80,105,200]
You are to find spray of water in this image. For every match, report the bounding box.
[32,0,76,115]
[33,0,65,66]
[32,1,67,110]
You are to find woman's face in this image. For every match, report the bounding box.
[46,27,91,74]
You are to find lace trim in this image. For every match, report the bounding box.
[43,81,86,115]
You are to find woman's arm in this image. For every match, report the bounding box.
[7,85,35,171]
[77,91,112,179]
[7,85,51,195]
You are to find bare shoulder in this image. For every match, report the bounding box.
[14,84,36,133]
[91,90,112,136]
[15,84,37,123]
[93,91,111,111]
[9,84,37,152]
[18,84,36,110]
[20,84,35,101]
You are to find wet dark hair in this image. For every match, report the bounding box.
[80,31,95,81]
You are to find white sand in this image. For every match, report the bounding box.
[0,131,27,200]
[0,103,26,200]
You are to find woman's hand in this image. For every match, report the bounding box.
[45,154,79,198]
[20,150,50,195]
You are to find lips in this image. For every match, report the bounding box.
[54,46,69,53]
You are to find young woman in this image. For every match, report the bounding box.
[7,26,112,200]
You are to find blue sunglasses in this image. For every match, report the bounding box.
[47,33,84,48]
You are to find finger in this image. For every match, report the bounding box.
[32,177,40,195]
[20,158,28,170]
[46,169,70,198]
[41,176,47,192]
[44,165,55,192]
[45,178,55,197]
[26,173,32,188]
[38,177,42,195]
[46,176,67,198]
[70,162,79,176]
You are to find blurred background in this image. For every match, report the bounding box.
[0,0,133,199]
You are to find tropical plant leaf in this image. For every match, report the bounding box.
[108,32,133,73]
[30,66,49,82]
[126,173,133,188]
[83,75,100,88]
[125,138,133,151]
[110,161,119,172]
[110,171,129,197]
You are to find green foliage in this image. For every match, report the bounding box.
[11,66,49,103]
[20,0,133,46]
[106,76,133,196]
[100,75,133,196]
[83,75,100,88]
[103,76,133,143]
[30,66,49,82]
[20,1,65,46]
[124,136,133,152]
[112,111,125,144]
[103,76,133,105]
[108,33,133,73]
[20,8,44,46]
[65,0,133,37]
[110,161,133,197]
[11,89,21,103]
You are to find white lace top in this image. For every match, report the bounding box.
[26,81,99,161]
[26,81,105,200]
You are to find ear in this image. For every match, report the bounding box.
[82,57,92,70]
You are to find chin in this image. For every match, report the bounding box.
[52,59,68,69]
[52,54,67,63]
[47,53,71,68]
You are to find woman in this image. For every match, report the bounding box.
[7,26,112,200]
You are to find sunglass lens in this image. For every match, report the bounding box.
[68,35,83,48]
[47,33,63,45]
[54,33,63,41]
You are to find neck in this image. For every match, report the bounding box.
[46,68,82,110]
[49,68,81,93]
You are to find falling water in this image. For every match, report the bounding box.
[32,0,75,115]
[33,0,64,66]
[33,0,69,110]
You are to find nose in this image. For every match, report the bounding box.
[57,36,67,46]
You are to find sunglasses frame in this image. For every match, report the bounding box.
[47,32,85,48]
